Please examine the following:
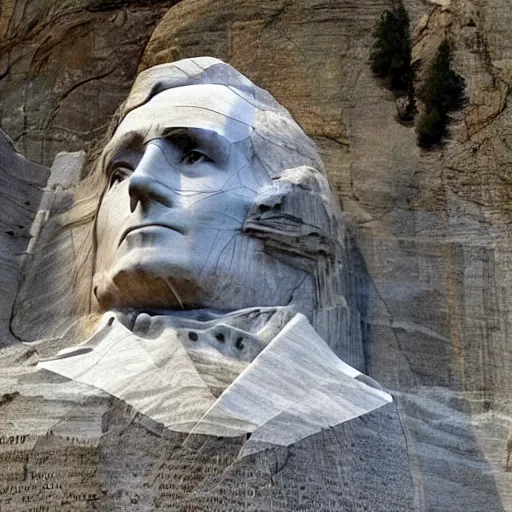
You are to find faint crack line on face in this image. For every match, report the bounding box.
[168,62,194,79]
[199,229,221,278]
[147,143,257,198]
[227,232,238,281]
[188,58,208,73]
[164,277,185,309]
[219,161,252,191]
[149,104,256,128]
[226,85,265,112]
[195,211,245,226]
[211,233,239,278]
[187,186,257,207]
[286,272,309,305]
[254,130,317,161]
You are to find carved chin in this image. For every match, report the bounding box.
[92,267,197,311]
[92,243,315,313]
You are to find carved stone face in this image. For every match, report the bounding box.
[93,84,312,311]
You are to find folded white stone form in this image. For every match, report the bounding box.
[38,312,391,450]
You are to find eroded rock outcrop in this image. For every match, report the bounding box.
[0,130,48,346]
[0,0,177,166]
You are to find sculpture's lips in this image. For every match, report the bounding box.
[119,223,183,246]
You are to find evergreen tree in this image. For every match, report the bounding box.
[370,1,413,93]
[416,40,467,148]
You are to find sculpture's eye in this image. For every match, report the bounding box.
[181,150,212,165]
[108,165,132,188]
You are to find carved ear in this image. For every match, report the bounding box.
[242,166,340,271]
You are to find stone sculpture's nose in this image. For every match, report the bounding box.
[128,141,175,213]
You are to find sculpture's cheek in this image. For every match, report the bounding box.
[95,181,132,279]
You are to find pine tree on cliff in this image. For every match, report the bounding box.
[416,40,467,148]
[370,1,413,93]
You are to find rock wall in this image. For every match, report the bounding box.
[0,130,48,346]
[0,0,177,166]
[2,0,512,510]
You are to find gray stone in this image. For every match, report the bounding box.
[0,58,403,511]
[0,130,48,347]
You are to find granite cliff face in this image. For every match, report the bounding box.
[2,0,512,510]
[0,0,177,166]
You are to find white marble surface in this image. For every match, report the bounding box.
[38,312,391,449]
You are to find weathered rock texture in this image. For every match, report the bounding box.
[0,130,48,345]
[2,0,512,510]
[0,0,178,167]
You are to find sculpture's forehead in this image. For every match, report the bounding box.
[115,84,255,143]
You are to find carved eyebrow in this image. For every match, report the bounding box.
[102,131,146,175]
[159,127,198,149]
